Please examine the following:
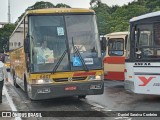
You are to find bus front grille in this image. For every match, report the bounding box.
[53,77,87,82]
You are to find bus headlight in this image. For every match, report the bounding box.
[88,75,102,80]
[32,79,53,84]
[5,64,9,67]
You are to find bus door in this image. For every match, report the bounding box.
[104,36,126,80]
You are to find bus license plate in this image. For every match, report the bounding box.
[65,86,77,91]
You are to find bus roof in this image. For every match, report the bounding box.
[130,11,160,22]
[105,31,128,37]
[27,8,95,15]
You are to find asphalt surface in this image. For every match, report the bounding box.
[2,73,160,120]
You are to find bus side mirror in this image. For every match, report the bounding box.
[24,36,30,53]
[100,37,107,52]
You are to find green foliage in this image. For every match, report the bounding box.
[29,1,55,10]
[0,24,16,53]
[90,0,102,7]
[16,1,71,23]
[56,3,71,8]
[91,0,160,34]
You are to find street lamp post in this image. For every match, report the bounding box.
[8,0,11,23]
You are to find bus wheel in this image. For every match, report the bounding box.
[24,75,29,97]
[24,76,33,101]
[78,95,86,99]
[13,74,19,88]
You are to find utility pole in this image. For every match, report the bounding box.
[8,0,11,23]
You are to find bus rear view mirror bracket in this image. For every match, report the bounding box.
[24,36,30,53]
[101,37,107,52]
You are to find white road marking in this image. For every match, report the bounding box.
[82,99,113,112]
[91,103,104,109]
[115,117,132,120]
[4,85,22,120]
[83,99,132,120]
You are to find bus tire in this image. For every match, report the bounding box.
[24,76,34,101]
[24,75,29,97]
[78,95,86,99]
[13,72,19,88]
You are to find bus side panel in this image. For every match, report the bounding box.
[133,65,160,95]
[10,48,26,90]
[10,51,16,74]
[104,56,125,80]
[124,63,135,92]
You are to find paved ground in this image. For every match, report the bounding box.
[0,85,14,120]
[1,73,160,120]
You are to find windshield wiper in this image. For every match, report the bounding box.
[72,38,88,71]
[52,49,67,73]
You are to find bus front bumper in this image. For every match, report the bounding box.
[28,81,104,100]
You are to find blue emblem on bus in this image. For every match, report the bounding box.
[72,57,82,66]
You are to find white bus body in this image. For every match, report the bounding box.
[125,11,160,95]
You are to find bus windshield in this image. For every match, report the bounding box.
[29,15,102,73]
[108,38,124,56]
[65,15,101,71]
[134,23,160,59]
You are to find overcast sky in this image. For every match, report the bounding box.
[0,0,134,23]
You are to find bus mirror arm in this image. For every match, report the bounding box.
[26,55,30,72]
[101,37,107,52]
[24,36,31,72]
[24,37,30,53]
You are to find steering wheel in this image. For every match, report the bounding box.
[143,49,152,55]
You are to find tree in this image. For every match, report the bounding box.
[29,1,55,10]
[90,0,102,8]
[16,2,71,23]
[56,3,71,8]
[91,2,112,34]
[91,0,160,34]
[0,24,16,53]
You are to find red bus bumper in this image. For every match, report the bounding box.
[104,72,124,81]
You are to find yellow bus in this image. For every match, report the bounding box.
[9,8,104,100]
